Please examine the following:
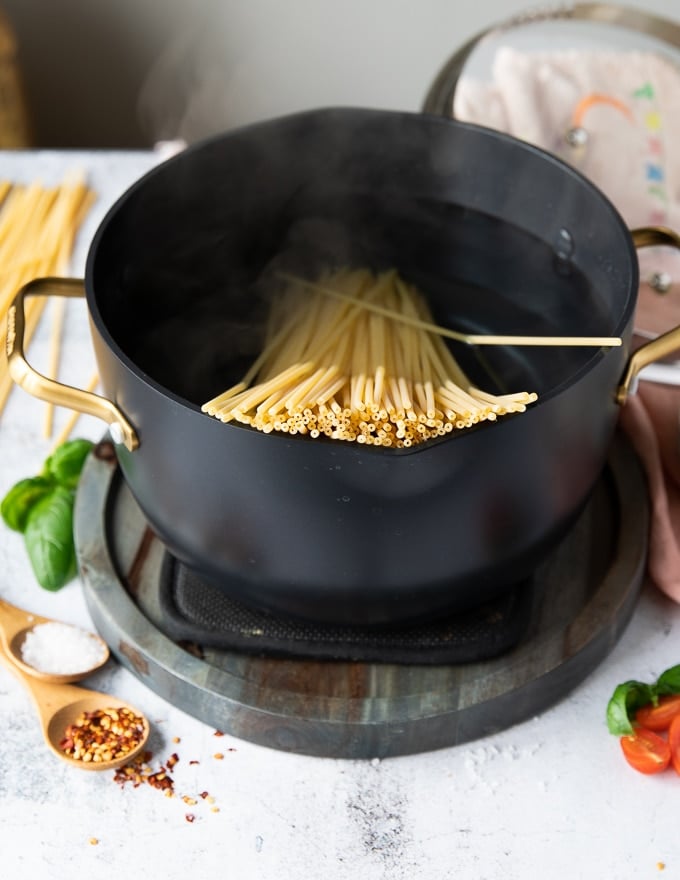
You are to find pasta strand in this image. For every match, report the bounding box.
[203,268,538,446]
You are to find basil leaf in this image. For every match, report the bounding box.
[606,680,657,735]
[1,476,55,533]
[45,438,94,489]
[23,486,77,591]
[655,664,680,696]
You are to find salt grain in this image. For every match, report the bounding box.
[20,621,107,674]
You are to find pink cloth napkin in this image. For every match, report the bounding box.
[619,383,680,601]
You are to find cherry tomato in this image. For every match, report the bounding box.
[620,728,671,774]
[668,715,680,776]
[635,694,680,731]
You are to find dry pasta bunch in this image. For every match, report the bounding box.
[0,171,97,430]
[202,268,538,447]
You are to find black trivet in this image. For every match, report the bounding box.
[157,554,534,664]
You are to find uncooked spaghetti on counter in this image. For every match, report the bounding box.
[0,172,96,432]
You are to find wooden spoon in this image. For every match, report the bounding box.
[0,597,110,683]
[0,641,150,771]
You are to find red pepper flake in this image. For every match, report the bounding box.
[60,706,146,764]
[147,770,174,792]
[113,752,176,795]
[213,730,224,737]
[112,747,219,819]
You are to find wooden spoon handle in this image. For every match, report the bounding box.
[0,641,90,724]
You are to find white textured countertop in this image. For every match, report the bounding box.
[1,150,680,879]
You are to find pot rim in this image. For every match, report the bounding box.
[83,107,639,447]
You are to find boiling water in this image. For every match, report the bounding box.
[126,198,620,407]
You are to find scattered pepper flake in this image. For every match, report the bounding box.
[112,746,220,820]
[213,752,224,760]
[113,752,175,794]
[214,730,224,737]
[88,838,99,846]
[148,770,174,792]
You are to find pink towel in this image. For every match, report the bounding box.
[620,383,680,601]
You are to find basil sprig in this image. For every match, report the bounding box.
[1,439,94,591]
[606,664,680,735]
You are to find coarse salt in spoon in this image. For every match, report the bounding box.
[0,597,109,683]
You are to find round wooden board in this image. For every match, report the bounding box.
[76,433,648,758]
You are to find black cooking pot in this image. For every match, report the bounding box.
[8,108,680,626]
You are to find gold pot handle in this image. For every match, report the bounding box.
[5,277,139,451]
[616,226,680,405]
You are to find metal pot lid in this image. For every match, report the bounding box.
[424,4,680,118]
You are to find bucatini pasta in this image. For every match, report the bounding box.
[202,268,538,447]
[0,172,97,435]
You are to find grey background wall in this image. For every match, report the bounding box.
[2,0,678,148]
